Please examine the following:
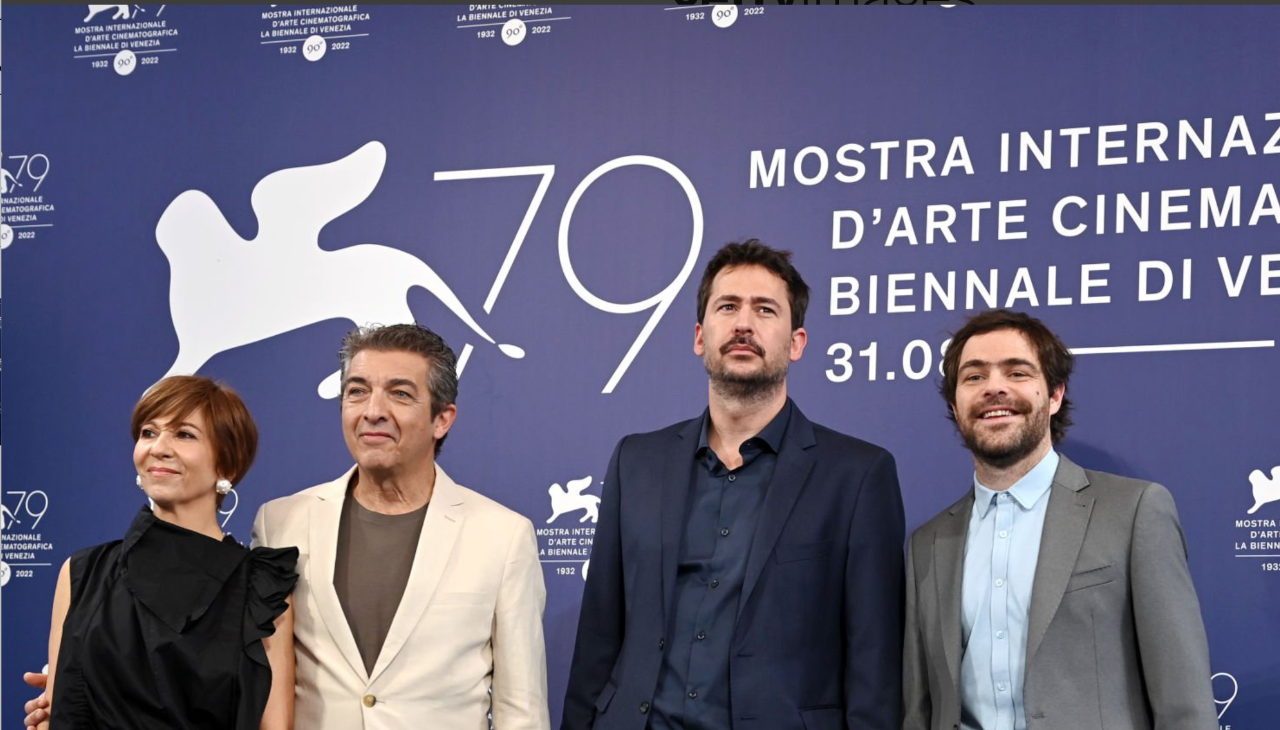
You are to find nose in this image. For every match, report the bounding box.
[983,374,1010,398]
[149,431,175,457]
[732,309,755,334]
[361,390,390,421]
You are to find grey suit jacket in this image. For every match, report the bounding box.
[902,454,1216,730]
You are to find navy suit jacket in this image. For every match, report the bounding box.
[562,403,906,730]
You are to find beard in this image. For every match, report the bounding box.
[704,335,788,404]
[957,397,1052,470]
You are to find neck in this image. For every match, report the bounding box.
[706,382,787,469]
[354,461,436,515]
[974,439,1054,492]
[151,502,224,541]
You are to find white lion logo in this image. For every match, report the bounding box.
[84,5,133,23]
[154,141,523,397]
[548,476,600,524]
[1247,465,1280,515]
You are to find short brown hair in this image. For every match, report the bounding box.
[132,376,259,492]
[939,309,1075,443]
[696,239,810,330]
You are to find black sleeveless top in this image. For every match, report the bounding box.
[50,506,298,729]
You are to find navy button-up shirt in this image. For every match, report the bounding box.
[649,400,792,730]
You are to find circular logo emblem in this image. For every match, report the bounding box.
[114,49,137,76]
[712,6,738,29]
[0,561,11,587]
[502,18,527,47]
[0,224,14,250]
[303,35,328,62]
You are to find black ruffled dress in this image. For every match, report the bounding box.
[49,506,298,729]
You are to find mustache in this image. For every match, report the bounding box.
[969,396,1028,417]
[720,335,764,357]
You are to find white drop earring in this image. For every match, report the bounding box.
[136,475,144,489]
[215,479,233,496]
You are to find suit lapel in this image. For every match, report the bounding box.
[737,409,816,620]
[307,467,370,682]
[661,418,703,622]
[1025,455,1093,667]
[368,463,464,683]
[934,492,972,688]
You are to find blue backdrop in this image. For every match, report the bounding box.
[3,5,1278,727]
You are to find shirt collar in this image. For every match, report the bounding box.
[696,397,793,457]
[972,449,1059,517]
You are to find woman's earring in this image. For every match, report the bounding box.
[215,479,233,496]
[136,475,144,489]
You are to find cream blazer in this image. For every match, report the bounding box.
[252,464,550,730]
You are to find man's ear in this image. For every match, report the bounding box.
[1049,383,1065,416]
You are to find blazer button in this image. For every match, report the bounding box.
[658,638,665,650]
[639,701,651,714]
[363,694,377,707]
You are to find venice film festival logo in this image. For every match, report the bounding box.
[540,476,599,581]
[1247,465,1280,514]
[153,140,704,397]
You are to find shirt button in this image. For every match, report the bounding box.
[688,690,699,699]
[997,683,1007,692]
[999,493,1010,500]
[696,631,707,641]
[999,530,1009,538]
[728,474,736,482]
[995,579,1005,587]
[996,631,1005,639]
[710,579,720,588]
[362,694,377,707]
[640,701,650,714]
[720,527,730,537]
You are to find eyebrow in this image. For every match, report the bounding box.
[146,420,204,433]
[959,357,1040,371]
[715,294,783,309]
[342,376,419,390]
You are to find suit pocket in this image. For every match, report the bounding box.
[775,540,833,563]
[799,706,842,730]
[431,591,490,606]
[1064,564,1114,592]
[594,682,617,714]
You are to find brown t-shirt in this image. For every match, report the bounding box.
[333,488,429,676]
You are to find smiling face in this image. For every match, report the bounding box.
[133,408,221,512]
[952,328,1064,470]
[694,264,807,400]
[341,349,457,481]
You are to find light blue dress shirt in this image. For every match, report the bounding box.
[960,449,1058,730]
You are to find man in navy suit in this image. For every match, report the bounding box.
[562,240,906,730]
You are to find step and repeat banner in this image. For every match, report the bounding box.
[3,5,1278,727]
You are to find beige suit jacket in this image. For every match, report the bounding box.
[252,464,550,730]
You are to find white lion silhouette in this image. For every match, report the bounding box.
[84,5,132,23]
[1247,466,1280,515]
[155,141,523,397]
[548,476,600,523]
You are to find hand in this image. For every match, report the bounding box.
[23,672,49,727]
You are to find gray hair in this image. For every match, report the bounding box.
[338,323,459,453]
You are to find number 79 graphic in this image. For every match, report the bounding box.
[434,156,703,393]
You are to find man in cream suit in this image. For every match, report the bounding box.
[254,324,549,730]
[903,309,1216,730]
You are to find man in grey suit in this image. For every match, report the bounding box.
[902,309,1216,730]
